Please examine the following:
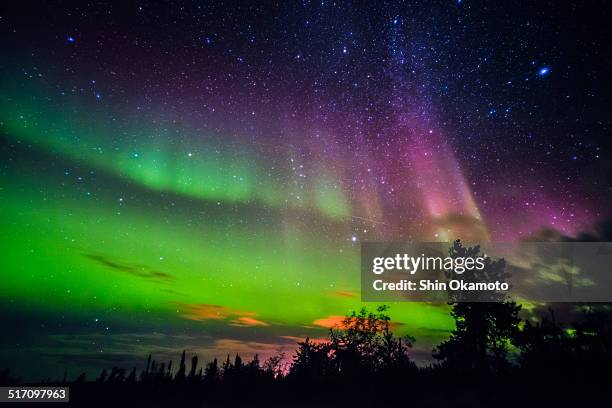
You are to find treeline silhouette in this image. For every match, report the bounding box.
[2,241,611,407]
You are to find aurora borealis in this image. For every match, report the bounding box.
[1,1,611,379]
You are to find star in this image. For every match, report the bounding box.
[538,67,551,77]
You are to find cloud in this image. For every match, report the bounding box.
[178,304,229,320]
[523,217,612,242]
[177,303,269,328]
[230,317,269,327]
[279,335,328,345]
[431,213,489,242]
[85,253,173,280]
[330,289,357,298]
[211,339,282,355]
[312,315,345,329]
[14,332,286,379]
[312,314,404,330]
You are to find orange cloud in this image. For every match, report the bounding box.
[230,317,269,327]
[176,303,269,327]
[312,315,346,329]
[331,289,357,298]
[179,303,229,320]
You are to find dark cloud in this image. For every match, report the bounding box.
[85,253,173,280]
[518,218,612,324]
[524,218,612,242]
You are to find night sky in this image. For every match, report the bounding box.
[1,1,611,380]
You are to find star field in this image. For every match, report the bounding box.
[1,0,611,379]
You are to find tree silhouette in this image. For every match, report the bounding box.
[263,352,286,379]
[97,369,107,383]
[204,357,219,383]
[3,297,612,406]
[233,354,243,370]
[222,354,232,374]
[329,305,415,375]
[126,368,136,383]
[289,305,415,383]
[290,337,333,381]
[517,306,612,374]
[174,350,186,381]
[189,355,198,379]
[434,240,521,373]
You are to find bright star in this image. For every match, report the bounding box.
[538,67,550,76]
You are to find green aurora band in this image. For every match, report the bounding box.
[0,81,454,377]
